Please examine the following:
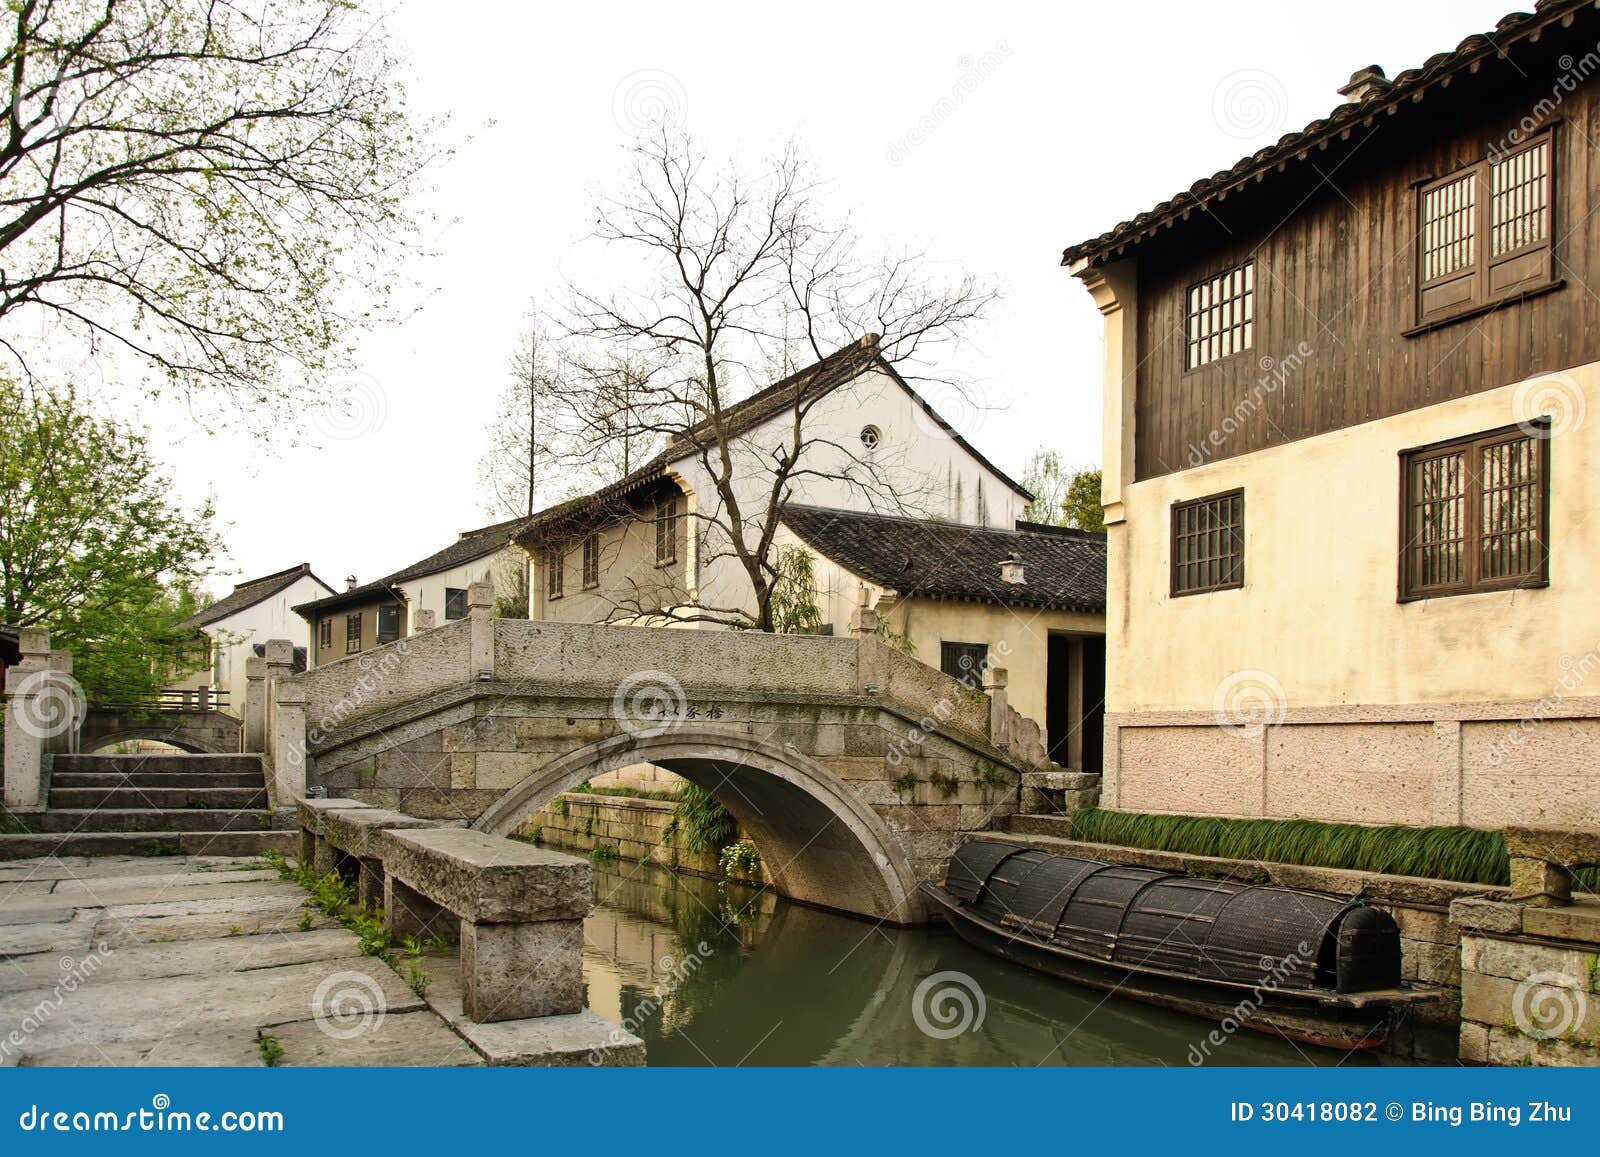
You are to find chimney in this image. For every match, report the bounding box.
[345,575,358,590]
[999,556,1025,585]
[1337,65,1389,104]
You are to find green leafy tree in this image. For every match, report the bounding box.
[0,0,435,422]
[1021,448,1104,532]
[0,381,219,703]
[1061,468,1106,533]
[768,546,823,635]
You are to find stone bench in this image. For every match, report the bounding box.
[380,828,593,1023]
[1504,826,1600,907]
[296,797,372,873]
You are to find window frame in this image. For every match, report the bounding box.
[318,618,333,649]
[1411,130,1558,332]
[1169,488,1246,598]
[1183,259,1255,372]
[545,549,564,601]
[376,604,401,644]
[1397,421,1550,603]
[443,587,468,621]
[940,641,989,689]
[582,533,600,589]
[655,498,679,567]
[344,612,363,654]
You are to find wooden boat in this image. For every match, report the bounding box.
[922,841,1440,1050]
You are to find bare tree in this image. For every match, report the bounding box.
[480,310,558,520]
[555,127,993,631]
[0,0,435,421]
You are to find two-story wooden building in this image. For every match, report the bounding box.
[1064,1,1600,830]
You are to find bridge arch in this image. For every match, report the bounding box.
[80,709,242,756]
[473,727,925,924]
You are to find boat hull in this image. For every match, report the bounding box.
[921,882,1431,1051]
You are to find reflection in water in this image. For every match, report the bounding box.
[581,863,1440,1067]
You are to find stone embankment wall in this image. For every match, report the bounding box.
[521,792,732,879]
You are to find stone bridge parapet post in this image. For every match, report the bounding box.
[243,655,266,753]
[2,628,56,810]
[269,680,308,807]
[468,580,494,681]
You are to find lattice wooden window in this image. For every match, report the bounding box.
[1185,261,1254,369]
[1400,424,1548,600]
[444,587,467,620]
[1416,135,1554,326]
[345,613,362,654]
[544,550,564,600]
[655,498,678,566]
[376,605,400,644]
[318,619,333,649]
[940,642,988,689]
[1171,489,1244,596]
[582,533,601,589]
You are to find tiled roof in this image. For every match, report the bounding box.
[1061,1,1590,268]
[780,504,1107,613]
[384,516,523,585]
[509,336,1030,544]
[182,564,330,629]
[291,579,405,619]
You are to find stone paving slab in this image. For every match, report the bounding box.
[0,909,97,959]
[94,895,340,948]
[0,929,357,997]
[0,855,273,883]
[0,956,424,1057]
[0,906,72,927]
[19,1027,265,1068]
[262,1010,483,1067]
[2,879,295,914]
[0,882,57,899]
[45,869,282,896]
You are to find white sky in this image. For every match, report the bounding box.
[142,0,1515,595]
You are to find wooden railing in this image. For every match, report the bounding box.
[93,687,231,713]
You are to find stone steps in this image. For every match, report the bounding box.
[25,808,284,834]
[51,771,265,789]
[0,830,296,860]
[49,753,261,775]
[48,787,268,810]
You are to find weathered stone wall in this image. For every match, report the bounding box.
[522,792,725,878]
[299,618,472,733]
[1452,896,1600,1066]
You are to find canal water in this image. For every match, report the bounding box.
[580,861,1444,1067]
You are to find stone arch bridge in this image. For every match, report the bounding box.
[82,695,243,755]
[270,599,1062,924]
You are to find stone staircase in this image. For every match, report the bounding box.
[0,753,295,860]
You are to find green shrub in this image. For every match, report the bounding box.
[719,838,762,881]
[671,782,738,854]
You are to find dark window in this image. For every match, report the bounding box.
[1185,260,1254,369]
[443,587,468,620]
[940,642,989,689]
[344,613,362,654]
[655,498,678,565]
[318,619,333,649]
[582,533,600,589]
[1171,489,1245,596]
[1400,423,1548,601]
[376,605,400,644]
[545,550,564,600]
[1416,136,1554,326]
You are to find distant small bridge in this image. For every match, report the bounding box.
[269,591,1065,925]
[83,689,242,755]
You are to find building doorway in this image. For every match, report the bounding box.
[1045,634,1105,774]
